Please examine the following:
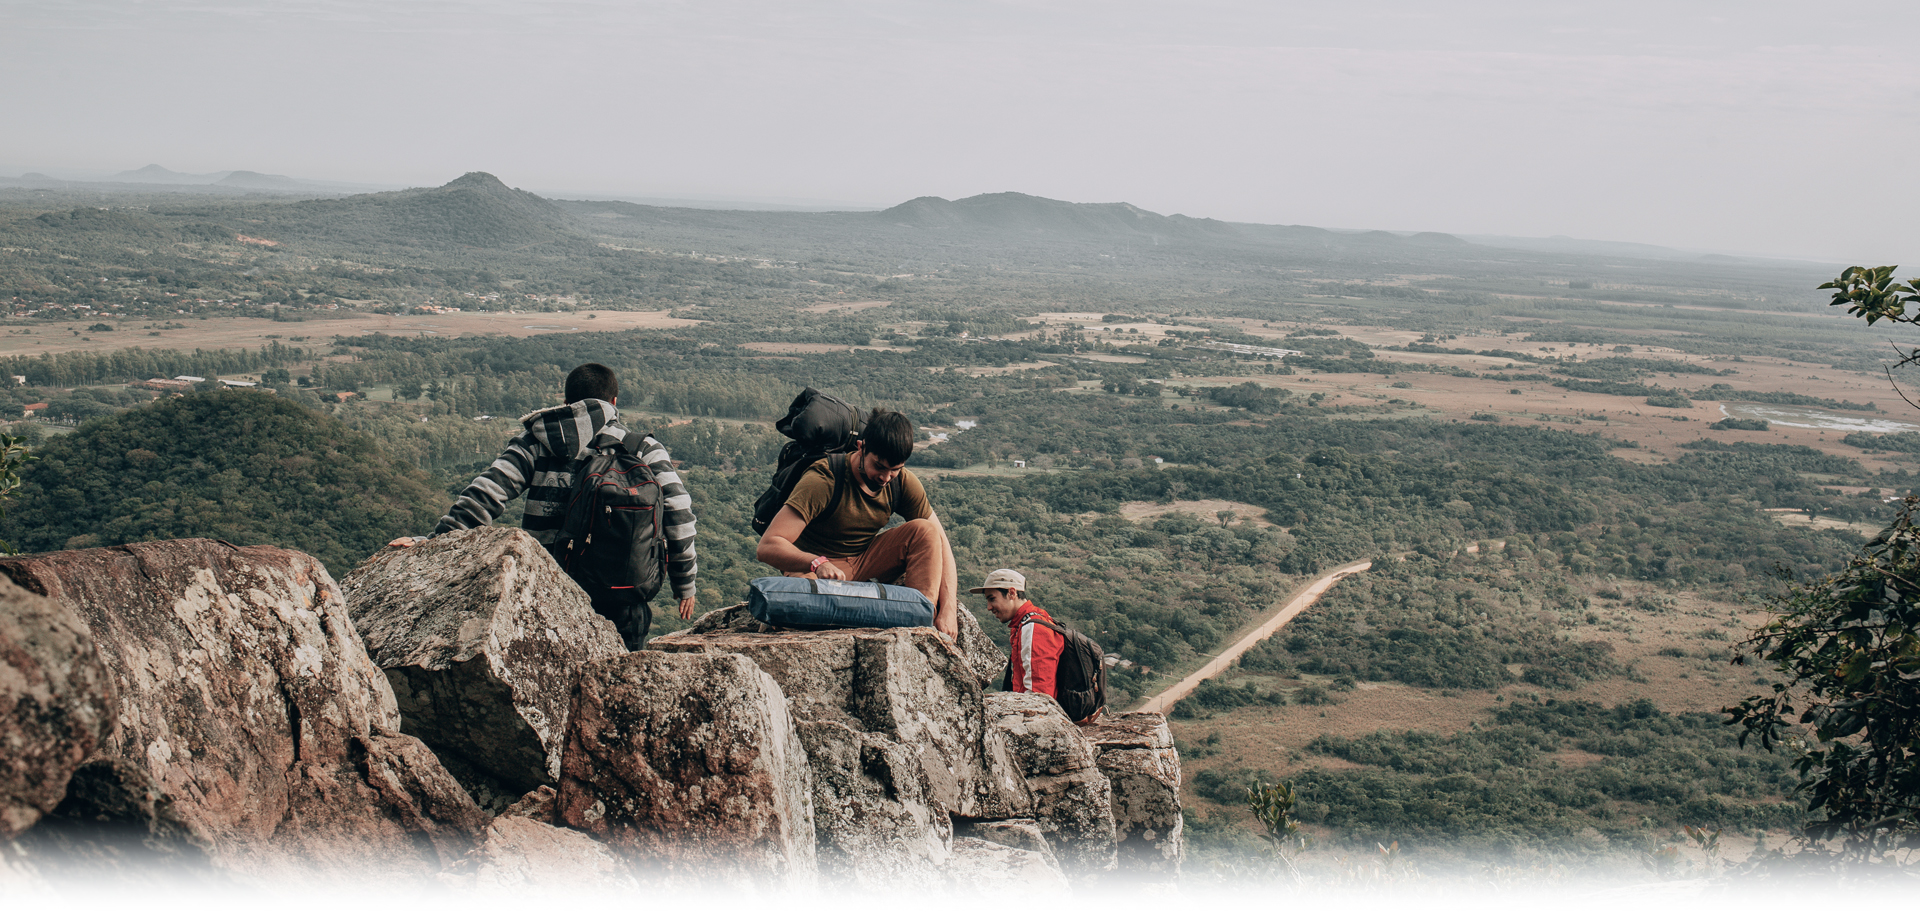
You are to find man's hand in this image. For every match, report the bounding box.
[678,596,697,620]
[812,559,849,581]
[387,535,427,548]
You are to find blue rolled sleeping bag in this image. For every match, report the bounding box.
[747,576,935,630]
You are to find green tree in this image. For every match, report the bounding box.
[1728,265,1920,860]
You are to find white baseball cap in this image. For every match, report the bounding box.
[968,568,1027,594]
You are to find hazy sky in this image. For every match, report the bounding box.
[4,1,1915,261]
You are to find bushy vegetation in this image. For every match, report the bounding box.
[1231,553,1623,692]
[1285,699,1801,854]
[1,390,443,575]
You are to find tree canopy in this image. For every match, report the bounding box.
[1,389,444,575]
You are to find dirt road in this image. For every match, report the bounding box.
[1131,558,1373,714]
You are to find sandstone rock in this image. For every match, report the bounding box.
[678,599,1004,690]
[653,627,1004,817]
[557,651,815,887]
[987,692,1096,776]
[954,601,1009,689]
[0,540,485,879]
[1081,711,1176,754]
[983,693,1115,880]
[677,602,771,635]
[1084,712,1183,878]
[957,818,1060,873]
[455,815,636,891]
[501,785,557,823]
[1096,748,1183,877]
[652,630,861,725]
[851,628,987,815]
[12,756,219,882]
[943,837,1071,893]
[0,575,116,840]
[342,527,625,796]
[797,719,951,889]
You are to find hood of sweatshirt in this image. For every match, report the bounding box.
[517,398,622,462]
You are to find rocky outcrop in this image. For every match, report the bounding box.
[943,837,1071,892]
[0,540,485,879]
[797,719,951,888]
[342,527,624,800]
[984,693,1116,880]
[0,530,1178,890]
[954,602,1009,688]
[957,818,1060,873]
[1084,713,1183,877]
[0,575,116,840]
[557,651,815,887]
[11,756,218,881]
[651,626,1000,818]
[452,816,636,891]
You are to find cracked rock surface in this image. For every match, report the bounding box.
[343,527,624,797]
[0,539,483,879]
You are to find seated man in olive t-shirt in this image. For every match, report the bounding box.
[754,408,960,639]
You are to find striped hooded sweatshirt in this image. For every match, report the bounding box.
[433,398,698,600]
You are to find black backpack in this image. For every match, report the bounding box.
[751,388,865,535]
[555,430,666,601]
[1003,614,1109,724]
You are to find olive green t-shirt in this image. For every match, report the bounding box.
[785,456,933,558]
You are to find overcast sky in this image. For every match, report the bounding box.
[3,0,1915,261]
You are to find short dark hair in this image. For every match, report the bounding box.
[565,363,618,404]
[861,408,914,465]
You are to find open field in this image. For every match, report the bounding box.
[1173,572,1780,827]
[1117,499,1277,527]
[799,300,892,314]
[0,309,702,360]
[1145,315,1920,472]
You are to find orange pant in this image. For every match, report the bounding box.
[808,518,955,625]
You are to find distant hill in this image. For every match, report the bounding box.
[876,192,1239,241]
[113,164,228,184]
[256,171,584,250]
[2,390,445,577]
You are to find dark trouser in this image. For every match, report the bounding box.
[583,582,653,652]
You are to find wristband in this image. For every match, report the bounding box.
[809,555,828,573]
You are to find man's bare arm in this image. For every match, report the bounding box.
[756,506,849,580]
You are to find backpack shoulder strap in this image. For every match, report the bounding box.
[822,452,852,527]
[621,430,648,456]
[1020,613,1067,636]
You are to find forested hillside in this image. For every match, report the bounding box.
[4,390,443,574]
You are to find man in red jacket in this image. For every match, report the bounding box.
[972,568,1063,700]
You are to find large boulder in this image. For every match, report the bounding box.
[943,837,1071,892]
[1084,713,1183,878]
[450,816,637,891]
[953,602,1009,688]
[652,627,1009,818]
[557,651,815,887]
[0,540,485,879]
[983,693,1116,881]
[797,719,951,889]
[11,756,218,881]
[0,575,116,840]
[341,527,625,801]
[956,818,1060,873]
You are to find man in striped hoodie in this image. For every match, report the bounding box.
[430,363,698,650]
